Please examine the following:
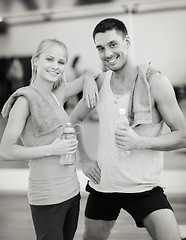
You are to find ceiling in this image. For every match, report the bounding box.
[1,0,186,14]
[0,0,186,26]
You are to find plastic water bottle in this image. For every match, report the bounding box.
[116,108,130,157]
[60,123,76,165]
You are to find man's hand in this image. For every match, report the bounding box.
[81,158,101,184]
[115,127,141,151]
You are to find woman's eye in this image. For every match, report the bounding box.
[46,58,53,61]
[59,61,65,65]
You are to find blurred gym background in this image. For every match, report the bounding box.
[0,0,186,239]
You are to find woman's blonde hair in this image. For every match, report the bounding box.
[30,39,68,89]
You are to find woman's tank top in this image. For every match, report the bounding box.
[20,87,80,205]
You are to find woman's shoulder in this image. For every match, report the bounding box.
[1,86,31,119]
[12,95,29,114]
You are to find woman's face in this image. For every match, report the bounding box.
[35,44,67,85]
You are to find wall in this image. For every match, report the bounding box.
[133,10,186,85]
[0,9,186,85]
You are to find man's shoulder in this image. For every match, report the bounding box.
[145,64,167,84]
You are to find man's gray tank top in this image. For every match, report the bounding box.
[90,71,164,193]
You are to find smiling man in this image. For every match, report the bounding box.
[70,18,186,240]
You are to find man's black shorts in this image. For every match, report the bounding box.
[85,183,173,228]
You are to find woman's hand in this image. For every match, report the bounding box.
[49,138,78,156]
[83,69,101,108]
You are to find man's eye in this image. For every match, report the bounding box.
[110,43,117,48]
[98,48,104,52]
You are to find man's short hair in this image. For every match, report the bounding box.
[93,18,128,40]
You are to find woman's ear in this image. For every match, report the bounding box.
[33,57,38,67]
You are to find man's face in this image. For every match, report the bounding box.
[95,29,129,72]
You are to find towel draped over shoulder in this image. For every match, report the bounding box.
[128,63,161,127]
[1,86,62,137]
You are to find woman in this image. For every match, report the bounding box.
[0,39,99,240]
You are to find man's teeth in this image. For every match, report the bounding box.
[108,58,117,63]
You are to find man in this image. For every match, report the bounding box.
[70,18,186,240]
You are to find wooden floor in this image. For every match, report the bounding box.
[0,192,185,240]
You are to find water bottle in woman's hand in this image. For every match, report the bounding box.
[60,123,77,165]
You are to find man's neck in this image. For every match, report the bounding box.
[110,62,138,95]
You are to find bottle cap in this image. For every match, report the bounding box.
[66,123,72,127]
[119,108,126,115]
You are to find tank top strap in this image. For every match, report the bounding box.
[51,92,60,106]
[99,70,112,92]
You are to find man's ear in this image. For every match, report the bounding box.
[125,35,131,48]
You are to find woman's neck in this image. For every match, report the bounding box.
[31,78,53,95]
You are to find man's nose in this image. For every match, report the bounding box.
[104,48,113,58]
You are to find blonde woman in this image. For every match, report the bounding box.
[0,39,99,240]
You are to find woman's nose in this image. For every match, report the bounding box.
[52,61,59,69]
